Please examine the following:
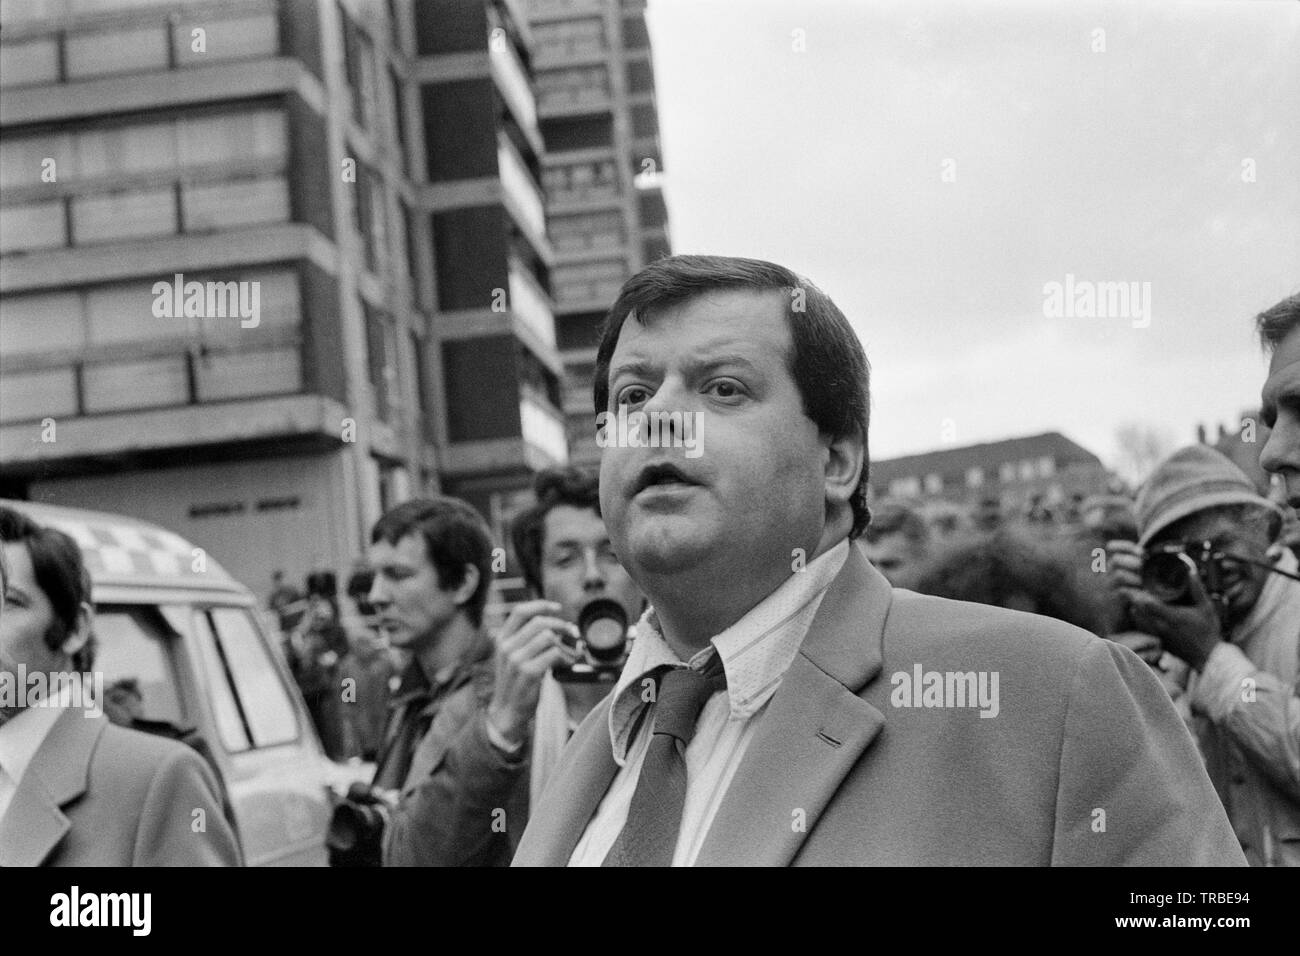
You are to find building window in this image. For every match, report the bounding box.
[1,268,302,420]
[0,200,66,253]
[552,259,629,310]
[83,356,189,413]
[196,348,300,402]
[72,186,176,244]
[339,5,376,128]
[543,159,619,205]
[172,11,279,66]
[622,15,650,50]
[532,17,604,60]
[626,57,654,94]
[966,466,984,488]
[0,368,78,424]
[540,115,613,151]
[401,202,419,285]
[364,304,398,422]
[352,164,387,274]
[923,473,943,494]
[389,66,407,172]
[64,24,169,80]
[411,330,433,418]
[180,175,290,232]
[0,291,83,354]
[999,462,1016,483]
[0,37,60,88]
[1038,456,1056,478]
[630,103,659,139]
[1018,459,1036,481]
[549,210,625,253]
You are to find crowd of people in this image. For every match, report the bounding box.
[3,253,1297,867]
[268,566,397,762]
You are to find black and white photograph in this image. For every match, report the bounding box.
[0,0,1296,927]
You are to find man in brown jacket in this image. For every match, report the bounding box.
[514,255,1245,866]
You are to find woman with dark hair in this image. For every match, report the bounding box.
[911,527,1112,637]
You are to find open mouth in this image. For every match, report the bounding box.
[632,462,699,496]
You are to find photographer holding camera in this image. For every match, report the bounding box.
[327,497,499,867]
[1107,444,1300,866]
[382,467,644,866]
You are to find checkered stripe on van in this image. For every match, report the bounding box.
[44,517,198,578]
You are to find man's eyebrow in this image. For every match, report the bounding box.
[611,353,765,379]
[608,358,659,382]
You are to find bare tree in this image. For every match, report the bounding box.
[1112,423,1176,488]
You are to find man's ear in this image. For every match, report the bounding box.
[824,429,865,514]
[58,600,93,660]
[452,564,482,608]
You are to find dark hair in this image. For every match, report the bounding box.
[864,500,930,546]
[911,528,1111,637]
[370,497,494,628]
[510,467,601,594]
[592,254,872,538]
[1256,292,1300,354]
[0,506,95,670]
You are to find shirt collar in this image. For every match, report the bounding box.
[0,678,77,788]
[606,539,851,763]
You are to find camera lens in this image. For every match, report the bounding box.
[1141,549,1194,603]
[577,598,628,662]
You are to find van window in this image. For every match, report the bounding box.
[191,610,254,753]
[94,605,185,727]
[207,607,299,749]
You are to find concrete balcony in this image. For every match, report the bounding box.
[535,64,612,117]
[507,256,557,353]
[520,393,569,468]
[489,28,542,150]
[0,393,349,472]
[551,258,629,314]
[497,133,548,254]
[0,54,317,127]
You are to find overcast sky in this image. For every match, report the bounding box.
[644,0,1300,472]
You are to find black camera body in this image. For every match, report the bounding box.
[1140,541,1232,608]
[327,782,393,867]
[552,598,629,684]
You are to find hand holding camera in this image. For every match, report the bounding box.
[486,600,580,750]
[1105,539,1223,671]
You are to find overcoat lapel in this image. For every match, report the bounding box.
[695,547,891,866]
[0,709,104,867]
[511,697,619,865]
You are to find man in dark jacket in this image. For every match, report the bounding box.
[359,497,528,867]
[381,467,644,866]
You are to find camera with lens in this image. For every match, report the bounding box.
[327,781,395,867]
[1140,541,1233,608]
[552,598,630,684]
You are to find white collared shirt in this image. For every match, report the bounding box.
[0,680,76,824]
[568,540,850,866]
